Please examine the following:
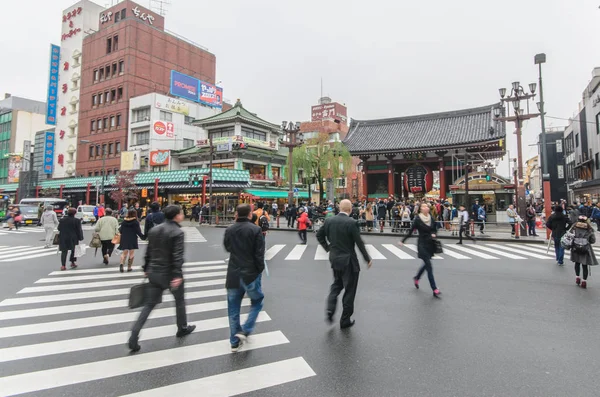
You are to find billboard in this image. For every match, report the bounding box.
[169,70,223,109]
[45,44,61,125]
[8,155,23,183]
[155,96,189,116]
[149,150,170,166]
[120,150,141,171]
[43,131,55,174]
[311,102,347,124]
[153,121,174,138]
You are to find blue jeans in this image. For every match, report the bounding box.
[554,236,565,264]
[227,274,264,345]
[416,256,437,291]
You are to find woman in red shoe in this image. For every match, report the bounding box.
[400,203,441,298]
[570,215,598,288]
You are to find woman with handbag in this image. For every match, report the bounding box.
[57,207,84,271]
[41,206,58,248]
[570,215,598,288]
[400,203,441,298]
[95,208,119,265]
[118,209,145,273]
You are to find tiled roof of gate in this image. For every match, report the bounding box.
[343,104,504,154]
[192,99,280,130]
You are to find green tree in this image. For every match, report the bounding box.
[287,132,352,203]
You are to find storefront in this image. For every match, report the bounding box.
[449,172,514,223]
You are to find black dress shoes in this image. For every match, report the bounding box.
[176,325,196,337]
[340,320,355,329]
[128,338,141,352]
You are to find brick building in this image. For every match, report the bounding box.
[77,0,216,177]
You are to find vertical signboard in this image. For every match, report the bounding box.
[199,81,223,108]
[46,44,61,125]
[43,131,55,174]
[120,150,141,171]
[8,155,22,183]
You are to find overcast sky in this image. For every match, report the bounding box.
[2,0,600,178]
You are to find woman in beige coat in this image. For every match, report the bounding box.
[94,208,119,265]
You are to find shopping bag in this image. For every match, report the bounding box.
[111,233,121,245]
[89,233,102,248]
[52,233,60,246]
[74,243,86,258]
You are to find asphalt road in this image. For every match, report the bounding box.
[0,225,598,397]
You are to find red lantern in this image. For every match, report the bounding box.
[403,164,434,194]
[58,154,64,167]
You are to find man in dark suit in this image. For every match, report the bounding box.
[317,199,372,329]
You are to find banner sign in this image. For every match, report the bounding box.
[8,155,22,183]
[149,150,170,166]
[196,135,275,149]
[45,44,60,125]
[153,121,174,138]
[120,151,141,171]
[170,70,223,109]
[156,97,189,116]
[403,164,433,194]
[43,131,55,174]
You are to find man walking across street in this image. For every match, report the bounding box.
[546,204,572,266]
[224,204,265,352]
[128,205,195,352]
[317,199,372,329]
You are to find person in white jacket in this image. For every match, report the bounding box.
[40,206,59,248]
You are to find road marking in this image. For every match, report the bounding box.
[449,244,499,259]
[0,288,229,320]
[437,246,471,259]
[37,265,227,283]
[486,244,553,259]
[365,244,386,260]
[286,244,307,260]
[120,357,316,397]
[0,247,51,259]
[382,244,415,259]
[0,312,271,363]
[46,260,226,275]
[505,243,555,256]
[19,271,227,293]
[265,244,286,260]
[0,246,30,253]
[0,298,250,339]
[471,245,527,259]
[315,245,329,260]
[0,331,289,397]
[404,244,444,259]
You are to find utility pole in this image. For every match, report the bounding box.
[535,53,552,240]
[207,134,213,224]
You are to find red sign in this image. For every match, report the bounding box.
[61,28,81,41]
[62,7,82,22]
[149,150,170,166]
[166,122,174,138]
[403,164,434,195]
[153,121,166,135]
[311,102,348,124]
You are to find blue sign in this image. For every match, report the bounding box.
[43,131,55,174]
[293,188,299,193]
[169,70,223,109]
[170,70,200,103]
[45,44,60,125]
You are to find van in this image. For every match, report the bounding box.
[19,198,68,217]
[75,205,96,224]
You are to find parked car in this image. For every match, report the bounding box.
[75,205,96,224]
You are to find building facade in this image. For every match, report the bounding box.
[52,0,105,178]
[124,93,219,173]
[76,0,216,177]
[539,129,567,203]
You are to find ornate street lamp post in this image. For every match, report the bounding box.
[279,121,304,206]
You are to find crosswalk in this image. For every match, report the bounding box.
[138,227,207,244]
[0,226,47,236]
[265,242,556,262]
[0,260,316,396]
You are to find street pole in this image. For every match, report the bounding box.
[515,118,526,219]
[280,121,304,207]
[287,145,294,206]
[536,53,552,239]
[208,135,213,224]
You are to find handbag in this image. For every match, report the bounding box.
[433,239,443,254]
[560,227,575,250]
[129,280,162,309]
[111,233,121,245]
[90,233,102,248]
[52,232,60,245]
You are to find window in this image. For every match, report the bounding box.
[103,117,108,130]
[112,63,117,77]
[104,91,110,103]
[244,163,266,176]
[117,86,123,101]
[89,146,94,159]
[102,144,107,156]
[119,60,124,74]
[91,119,96,132]
[93,69,99,82]
[133,107,150,122]
[95,145,100,157]
[272,167,281,179]
[116,113,122,127]
[115,10,120,22]
[113,35,118,51]
[134,131,149,145]
[241,126,266,141]
[596,153,600,170]
[212,163,235,169]
[121,9,126,19]
[88,171,93,177]
[596,113,600,135]
[99,92,104,105]
[108,143,114,155]
[99,68,104,81]
[114,168,119,175]
[110,116,115,128]
[107,169,112,175]
[107,37,112,54]
[94,171,99,177]
[183,138,194,148]
[184,116,194,125]
[209,127,235,139]
[576,133,580,147]
[105,65,110,79]
[110,89,116,102]
[115,141,121,153]
[159,110,172,121]
[92,94,97,107]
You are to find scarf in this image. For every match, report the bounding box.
[418,213,431,225]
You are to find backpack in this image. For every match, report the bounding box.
[259,210,270,232]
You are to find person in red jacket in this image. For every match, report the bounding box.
[297,207,310,244]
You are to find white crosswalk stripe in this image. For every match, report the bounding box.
[0,261,316,396]
[0,245,59,262]
[263,242,553,262]
[138,226,207,244]
[0,227,45,234]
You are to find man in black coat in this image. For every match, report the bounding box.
[546,205,572,266]
[288,204,298,228]
[128,205,195,352]
[317,199,372,329]
[144,201,165,238]
[224,204,265,352]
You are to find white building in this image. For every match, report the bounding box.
[127,93,219,171]
[53,0,104,178]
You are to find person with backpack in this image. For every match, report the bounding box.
[570,215,598,288]
[253,202,270,236]
[526,204,538,236]
[546,205,572,266]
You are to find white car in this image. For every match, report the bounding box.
[75,205,96,224]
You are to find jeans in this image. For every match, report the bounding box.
[554,236,564,264]
[60,250,76,267]
[101,240,115,257]
[131,274,188,341]
[44,226,54,246]
[528,219,537,235]
[227,274,264,345]
[298,229,307,244]
[510,223,515,235]
[415,256,437,291]
[327,267,359,326]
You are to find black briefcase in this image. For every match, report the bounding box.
[433,239,443,254]
[129,281,162,309]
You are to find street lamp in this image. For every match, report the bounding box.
[535,52,551,239]
[495,76,540,228]
[80,139,105,204]
[279,121,304,206]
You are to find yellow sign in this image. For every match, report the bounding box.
[141,188,148,198]
[120,151,141,171]
[157,97,189,116]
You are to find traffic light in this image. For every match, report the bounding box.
[485,174,491,182]
[231,142,247,150]
[188,173,202,187]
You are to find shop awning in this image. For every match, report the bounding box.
[245,189,309,199]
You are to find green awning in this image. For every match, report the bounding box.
[245,189,309,199]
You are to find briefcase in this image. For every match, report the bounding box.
[129,281,162,309]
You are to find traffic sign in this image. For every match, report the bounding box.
[293,188,299,193]
[216,143,230,152]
